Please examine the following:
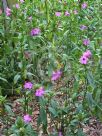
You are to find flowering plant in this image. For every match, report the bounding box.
[0,0,102,135]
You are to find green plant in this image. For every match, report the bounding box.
[9,117,37,136]
[0,0,102,135]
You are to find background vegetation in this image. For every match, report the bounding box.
[0,0,102,135]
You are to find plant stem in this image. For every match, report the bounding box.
[24,93,27,114]
[83,66,88,106]
[45,0,49,24]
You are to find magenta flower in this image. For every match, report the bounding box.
[83,39,90,46]
[51,70,62,81]
[20,0,24,3]
[23,114,31,123]
[24,81,33,89]
[81,2,88,9]
[24,51,31,59]
[58,131,63,136]
[6,7,11,16]
[65,11,70,16]
[15,4,20,9]
[35,87,45,97]
[30,28,40,36]
[0,8,2,15]
[79,55,88,64]
[55,12,61,17]
[83,50,92,58]
[73,10,78,15]
[80,25,87,30]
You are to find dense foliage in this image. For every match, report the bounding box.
[0,0,102,135]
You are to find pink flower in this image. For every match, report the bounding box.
[79,50,92,65]
[65,11,70,16]
[80,25,87,30]
[83,39,90,46]
[81,2,88,9]
[30,28,40,36]
[73,10,78,15]
[23,114,31,123]
[15,4,20,9]
[24,51,31,59]
[24,81,33,89]
[83,50,92,58]
[28,16,32,21]
[58,131,63,136]
[20,0,24,3]
[0,9,2,15]
[35,87,45,97]
[6,7,11,16]
[55,12,61,17]
[80,55,88,64]
[51,70,62,81]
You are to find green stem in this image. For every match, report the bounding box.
[82,66,88,106]
[45,0,49,24]
[24,93,27,113]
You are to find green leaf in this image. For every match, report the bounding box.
[26,124,38,136]
[16,117,24,128]
[51,99,58,109]
[78,128,86,136]
[18,62,23,69]
[37,114,41,126]
[48,107,58,117]
[40,107,47,125]
[76,104,83,113]
[26,72,34,77]
[86,92,95,108]
[0,77,8,83]
[39,97,46,107]
[95,89,101,103]
[87,71,96,89]
[4,104,14,116]
[14,74,21,84]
